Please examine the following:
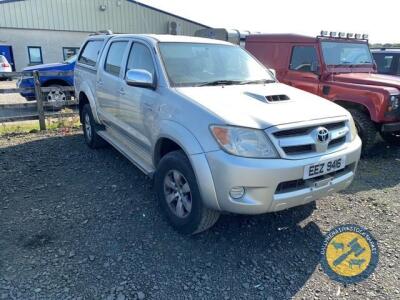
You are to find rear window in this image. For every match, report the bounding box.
[104,41,129,76]
[78,40,104,67]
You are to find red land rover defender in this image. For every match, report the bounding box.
[245,32,400,154]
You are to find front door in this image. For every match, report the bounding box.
[284,45,321,95]
[0,45,15,71]
[118,41,158,153]
[96,40,129,124]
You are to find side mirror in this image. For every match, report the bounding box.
[125,69,155,89]
[310,61,321,74]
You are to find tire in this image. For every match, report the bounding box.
[82,104,107,149]
[155,150,220,234]
[348,109,377,155]
[380,131,400,146]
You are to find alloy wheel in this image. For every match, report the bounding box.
[163,170,192,218]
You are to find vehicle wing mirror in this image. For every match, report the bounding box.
[310,61,321,74]
[125,69,155,89]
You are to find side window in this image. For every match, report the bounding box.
[126,43,155,76]
[396,55,400,75]
[374,53,394,74]
[78,40,104,67]
[290,46,318,72]
[104,41,129,76]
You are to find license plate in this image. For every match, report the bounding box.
[303,157,346,179]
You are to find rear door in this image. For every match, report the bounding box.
[117,41,158,153]
[284,45,321,95]
[96,39,129,124]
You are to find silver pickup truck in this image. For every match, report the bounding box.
[74,33,362,234]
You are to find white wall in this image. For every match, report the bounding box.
[0,28,89,70]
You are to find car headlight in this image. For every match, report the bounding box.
[210,125,279,158]
[349,117,358,141]
[389,95,399,111]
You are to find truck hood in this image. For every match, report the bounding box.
[332,72,400,89]
[23,62,73,71]
[175,83,349,128]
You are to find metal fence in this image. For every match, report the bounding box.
[0,70,78,130]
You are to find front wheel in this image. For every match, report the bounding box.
[155,150,220,234]
[348,109,377,155]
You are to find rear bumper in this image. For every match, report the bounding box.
[381,122,400,133]
[203,137,361,214]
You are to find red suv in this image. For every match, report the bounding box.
[246,32,400,154]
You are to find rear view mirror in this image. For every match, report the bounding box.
[125,69,155,89]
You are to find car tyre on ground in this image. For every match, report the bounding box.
[348,109,377,155]
[82,104,107,149]
[155,150,220,234]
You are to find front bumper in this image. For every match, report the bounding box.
[203,137,361,214]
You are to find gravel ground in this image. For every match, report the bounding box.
[0,80,26,105]
[0,130,399,300]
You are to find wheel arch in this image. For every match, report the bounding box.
[77,86,100,124]
[42,78,71,87]
[333,99,376,122]
[153,122,220,211]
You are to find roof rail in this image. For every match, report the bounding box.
[89,30,113,36]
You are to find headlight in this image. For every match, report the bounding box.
[349,117,358,141]
[210,125,279,158]
[389,95,399,111]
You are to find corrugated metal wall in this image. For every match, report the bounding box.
[0,0,206,35]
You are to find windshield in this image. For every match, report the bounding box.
[64,55,77,64]
[321,42,373,66]
[159,43,274,87]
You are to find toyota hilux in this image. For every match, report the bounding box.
[75,33,361,234]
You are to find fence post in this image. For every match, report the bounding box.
[33,70,46,130]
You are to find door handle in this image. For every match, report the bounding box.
[119,87,125,95]
[96,79,103,86]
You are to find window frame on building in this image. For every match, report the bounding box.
[62,47,80,61]
[27,46,43,65]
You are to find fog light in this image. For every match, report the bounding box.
[229,186,245,199]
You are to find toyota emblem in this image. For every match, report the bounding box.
[316,127,330,143]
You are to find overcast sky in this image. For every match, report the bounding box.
[139,0,398,44]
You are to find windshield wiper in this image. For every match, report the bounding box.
[238,79,275,85]
[196,80,243,87]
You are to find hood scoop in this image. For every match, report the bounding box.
[244,92,290,103]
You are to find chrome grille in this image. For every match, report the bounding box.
[270,120,349,158]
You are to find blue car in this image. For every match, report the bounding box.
[17,55,76,102]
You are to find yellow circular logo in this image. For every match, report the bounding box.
[321,225,379,283]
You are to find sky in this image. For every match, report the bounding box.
[139,0,398,44]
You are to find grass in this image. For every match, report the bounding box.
[0,109,81,136]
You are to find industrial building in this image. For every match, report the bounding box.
[0,0,208,70]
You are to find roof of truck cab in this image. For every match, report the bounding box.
[105,34,233,45]
[246,34,318,43]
